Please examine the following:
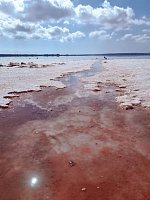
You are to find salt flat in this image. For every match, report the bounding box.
[0,59,95,107]
[1,58,150,109]
[82,59,150,109]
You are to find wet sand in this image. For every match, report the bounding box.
[0,61,150,200]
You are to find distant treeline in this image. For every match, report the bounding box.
[0,53,150,57]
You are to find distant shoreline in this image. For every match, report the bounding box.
[0,53,150,57]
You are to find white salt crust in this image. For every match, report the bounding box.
[0,60,95,107]
[81,59,150,109]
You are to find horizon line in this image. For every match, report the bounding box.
[0,52,150,57]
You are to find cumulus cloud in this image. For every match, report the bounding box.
[0,0,74,22]
[89,30,113,40]
[60,31,85,42]
[132,18,150,26]
[75,0,135,29]
[120,33,150,43]
[21,0,74,22]
[75,0,150,30]
[32,25,85,42]
[0,0,24,14]
[1,0,149,26]
[0,0,84,41]
[0,0,15,16]
[0,13,85,41]
[0,0,150,42]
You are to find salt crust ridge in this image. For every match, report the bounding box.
[0,60,94,107]
[81,59,150,109]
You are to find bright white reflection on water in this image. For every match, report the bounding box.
[30,176,38,187]
[26,173,42,188]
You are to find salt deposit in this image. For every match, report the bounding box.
[0,59,95,107]
[1,58,150,109]
[81,59,150,109]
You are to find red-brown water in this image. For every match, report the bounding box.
[0,62,150,200]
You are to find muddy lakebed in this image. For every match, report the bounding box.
[0,60,150,200]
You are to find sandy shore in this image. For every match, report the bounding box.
[0,58,150,200]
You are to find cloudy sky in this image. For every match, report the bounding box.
[0,0,150,54]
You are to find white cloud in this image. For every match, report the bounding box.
[21,0,74,22]
[0,0,150,42]
[64,20,70,25]
[75,0,150,30]
[32,26,85,42]
[75,0,135,29]
[0,0,74,22]
[61,31,85,42]
[1,0,149,27]
[120,34,133,41]
[0,14,85,41]
[132,34,150,43]
[131,18,150,26]
[89,30,113,40]
[75,4,93,22]
[120,33,150,43]
[0,0,24,14]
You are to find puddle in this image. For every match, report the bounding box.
[59,61,102,87]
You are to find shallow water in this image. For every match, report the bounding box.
[0,58,150,200]
[58,61,102,87]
